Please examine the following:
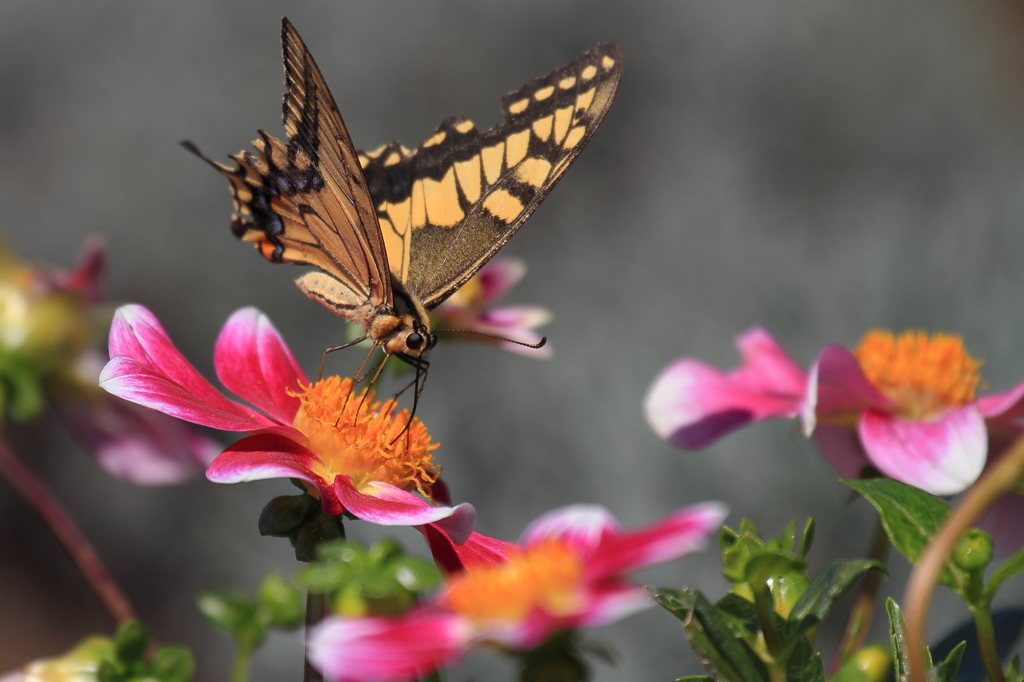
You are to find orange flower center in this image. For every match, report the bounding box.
[442,538,584,622]
[853,330,982,419]
[291,376,440,495]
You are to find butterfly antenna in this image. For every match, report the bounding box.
[432,329,548,349]
[319,335,368,381]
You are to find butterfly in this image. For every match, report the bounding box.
[185,18,622,376]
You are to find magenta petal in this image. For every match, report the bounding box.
[214,307,308,425]
[308,610,469,682]
[575,581,654,630]
[976,378,1024,420]
[802,345,891,435]
[586,502,728,579]
[645,359,799,449]
[476,257,526,303]
[859,407,987,495]
[334,477,476,531]
[728,328,806,396]
[55,390,219,485]
[104,305,274,430]
[812,424,871,478]
[423,528,518,574]
[204,433,342,511]
[520,505,621,555]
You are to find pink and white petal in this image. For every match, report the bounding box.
[645,360,800,449]
[480,304,552,331]
[574,581,654,630]
[334,477,476,533]
[802,346,891,436]
[976,378,1024,420]
[859,407,987,496]
[423,527,518,575]
[55,391,219,485]
[728,328,807,396]
[308,610,470,682]
[214,308,308,425]
[53,238,105,303]
[520,504,621,556]
[812,424,871,478]
[105,305,274,429]
[100,356,272,431]
[585,502,728,579]
[477,257,527,304]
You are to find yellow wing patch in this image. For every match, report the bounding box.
[358,41,623,308]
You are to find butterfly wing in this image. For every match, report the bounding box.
[360,42,623,310]
[185,18,392,320]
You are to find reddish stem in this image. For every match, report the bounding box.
[0,434,137,624]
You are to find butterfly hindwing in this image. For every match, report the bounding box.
[361,42,623,309]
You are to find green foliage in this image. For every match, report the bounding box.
[197,572,305,652]
[297,538,442,617]
[827,645,892,682]
[656,519,886,682]
[258,492,344,562]
[886,598,964,682]
[48,622,195,682]
[843,479,967,591]
[719,519,814,617]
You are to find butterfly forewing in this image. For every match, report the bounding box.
[360,42,623,309]
[279,19,392,308]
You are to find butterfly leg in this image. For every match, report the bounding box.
[388,353,430,445]
[318,335,369,381]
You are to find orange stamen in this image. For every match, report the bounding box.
[442,538,584,622]
[291,376,440,495]
[853,330,982,419]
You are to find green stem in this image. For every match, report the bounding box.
[304,592,326,682]
[904,433,1024,682]
[970,604,1003,682]
[829,517,890,673]
[232,644,254,682]
[753,585,780,657]
[0,433,137,623]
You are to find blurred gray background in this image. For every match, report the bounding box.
[3,0,1024,679]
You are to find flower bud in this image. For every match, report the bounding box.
[953,529,993,572]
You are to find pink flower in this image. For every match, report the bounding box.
[0,240,217,484]
[431,257,552,358]
[99,304,475,541]
[308,502,728,682]
[645,328,1024,496]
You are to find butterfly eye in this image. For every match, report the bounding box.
[406,332,424,350]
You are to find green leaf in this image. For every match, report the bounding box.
[844,479,965,590]
[932,641,964,682]
[256,573,305,628]
[789,560,886,632]
[678,677,715,682]
[744,555,807,589]
[196,590,264,648]
[655,589,767,682]
[1005,654,1023,682]
[887,598,933,682]
[388,557,443,593]
[786,637,825,682]
[258,495,315,537]
[987,545,1024,597]
[149,647,195,682]
[297,562,350,593]
[113,621,149,663]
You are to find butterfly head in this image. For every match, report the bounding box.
[404,327,438,355]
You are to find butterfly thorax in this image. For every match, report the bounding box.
[373,279,435,356]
